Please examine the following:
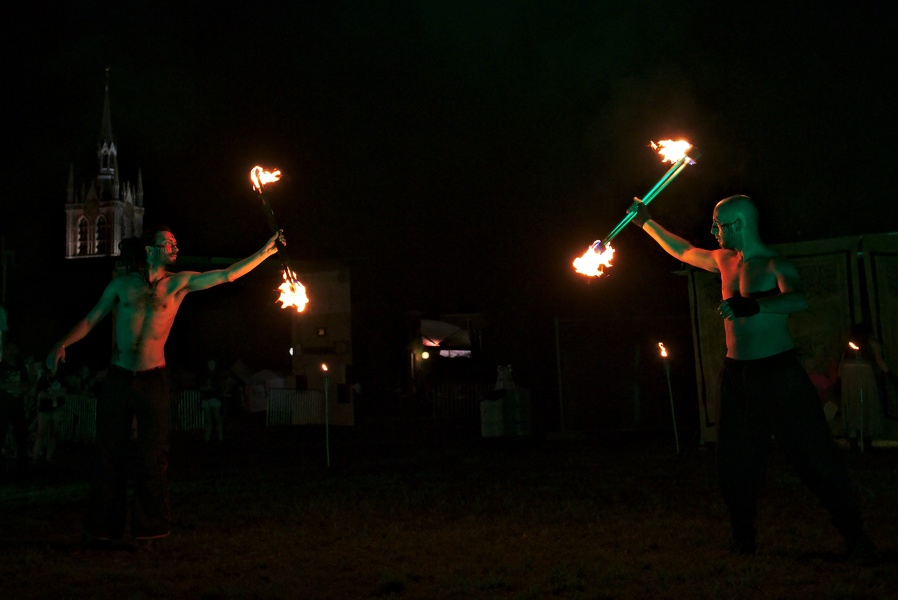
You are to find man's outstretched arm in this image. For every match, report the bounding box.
[630,200,719,273]
[184,231,283,292]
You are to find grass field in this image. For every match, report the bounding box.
[2,416,896,599]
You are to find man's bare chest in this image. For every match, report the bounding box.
[720,258,777,296]
[120,276,179,314]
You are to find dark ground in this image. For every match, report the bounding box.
[2,413,897,599]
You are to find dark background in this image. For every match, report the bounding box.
[2,2,895,408]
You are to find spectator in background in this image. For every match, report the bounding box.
[66,365,97,395]
[868,336,897,385]
[32,364,67,467]
[199,358,224,443]
[0,304,8,361]
[0,341,33,478]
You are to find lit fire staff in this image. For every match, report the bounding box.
[629,194,879,563]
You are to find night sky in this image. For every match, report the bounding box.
[2,2,895,385]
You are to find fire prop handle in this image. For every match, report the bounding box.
[250,166,309,311]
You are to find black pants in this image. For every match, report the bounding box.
[84,365,171,540]
[717,350,865,544]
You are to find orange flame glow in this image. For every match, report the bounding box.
[848,341,859,351]
[650,140,693,164]
[572,242,615,277]
[658,342,668,358]
[277,268,309,312]
[251,166,282,191]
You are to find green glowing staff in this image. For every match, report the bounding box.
[573,140,698,277]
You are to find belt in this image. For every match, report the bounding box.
[111,363,167,376]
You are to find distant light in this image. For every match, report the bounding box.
[289,347,294,356]
[321,363,328,372]
[421,351,430,360]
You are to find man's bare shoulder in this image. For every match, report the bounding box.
[767,254,799,275]
[712,248,739,266]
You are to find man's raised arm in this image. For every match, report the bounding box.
[629,200,719,273]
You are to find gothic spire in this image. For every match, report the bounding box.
[97,67,117,188]
[99,67,114,147]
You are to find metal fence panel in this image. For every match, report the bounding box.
[431,383,489,420]
[171,391,203,432]
[60,393,97,442]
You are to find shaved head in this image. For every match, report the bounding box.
[715,195,758,228]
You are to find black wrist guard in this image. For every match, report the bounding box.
[629,200,651,229]
[724,296,760,318]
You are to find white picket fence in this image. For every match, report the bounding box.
[266,390,324,426]
[55,389,329,441]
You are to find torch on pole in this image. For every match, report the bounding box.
[658,343,680,455]
[322,363,331,468]
[849,341,865,453]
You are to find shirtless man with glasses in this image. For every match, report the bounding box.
[47,225,283,548]
[628,194,878,563]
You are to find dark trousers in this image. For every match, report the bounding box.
[84,365,171,540]
[717,350,865,544]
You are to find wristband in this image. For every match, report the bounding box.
[724,296,760,318]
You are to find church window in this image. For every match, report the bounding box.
[96,216,107,254]
[77,217,88,255]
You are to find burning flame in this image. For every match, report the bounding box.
[848,341,859,351]
[658,342,668,358]
[650,140,694,164]
[573,241,615,278]
[251,166,282,191]
[321,363,328,372]
[277,268,309,312]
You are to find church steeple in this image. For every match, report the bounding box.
[65,70,145,260]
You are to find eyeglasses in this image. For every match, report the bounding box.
[154,241,178,251]
[710,219,737,233]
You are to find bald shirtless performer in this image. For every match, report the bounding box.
[629,195,878,563]
[47,225,283,546]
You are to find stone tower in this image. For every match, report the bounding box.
[65,70,144,259]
